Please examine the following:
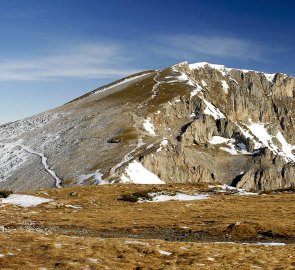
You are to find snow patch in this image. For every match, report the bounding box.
[189,62,227,76]
[157,138,168,152]
[138,192,209,203]
[209,184,258,196]
[94,72,152,95]
[1,194,52,207]
[121,161,165,184]
[209,136,252,155]
[201,80,207,87]
[158,250,172,256]
[221,80,229,93]
[255,242,286,246]
[201,98,226,120]
[247,121,295,162]
[209,136,230,145]
[276,131,295,162]
[264,73,276,83]
[190,84,203,98]
[78,170,107,185]
[143,118,156,136]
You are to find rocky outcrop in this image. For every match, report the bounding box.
[0,62,294,191]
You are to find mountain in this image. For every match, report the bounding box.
[0,62,294,192]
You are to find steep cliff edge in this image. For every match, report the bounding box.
[0,62,294,191]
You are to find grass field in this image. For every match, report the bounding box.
[0,183,294,269]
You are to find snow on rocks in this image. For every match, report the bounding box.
[137,191,209,203]
[170,66,196,87]
[208,184,258,196]
[221,80,229,93]
[209,136,251,155]
[121,161,165,184]
[190,84,203,98]
[188,62,227,76]
[200,97,226,120]
[1,194,52,207]
[276,131,295,162]
[143,117,156,136]
[247,120,295,162]
[264,73,276,83]
[201,80,207,87]
[77,170,107,185]
[187,62,282,84]
[157,138,169,152]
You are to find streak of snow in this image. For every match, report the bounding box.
[174,71,195,86]
[236,124,262,149]
[201,80,207,86]
[276,131,295,162]
[93,72,152,95]
[221,80,229,93]
[121,161,165,184]
[21,144,62,188]
[201,98,226,120]
[110,139,145,177]
[143,117,156,136]
[1,194,52,207]
[190,84,203,98]
[247,121,295,162]
[255,242,286,246]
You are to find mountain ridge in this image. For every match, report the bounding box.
[0,61,294,192]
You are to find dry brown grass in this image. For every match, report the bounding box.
[1,183,295,269]
[1,231,295,270]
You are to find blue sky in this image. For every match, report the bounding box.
[0,0,294,123]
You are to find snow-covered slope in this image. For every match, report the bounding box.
[0,62,294,191]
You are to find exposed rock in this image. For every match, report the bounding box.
[0,62,294,192]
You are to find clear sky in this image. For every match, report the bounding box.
[0,0,294,123]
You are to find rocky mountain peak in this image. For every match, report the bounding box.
[0,61,294,192]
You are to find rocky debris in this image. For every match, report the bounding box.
[0,62,294,191]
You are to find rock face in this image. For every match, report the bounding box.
[0,62,294,192]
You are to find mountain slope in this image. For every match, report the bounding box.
[0,62,294,191]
